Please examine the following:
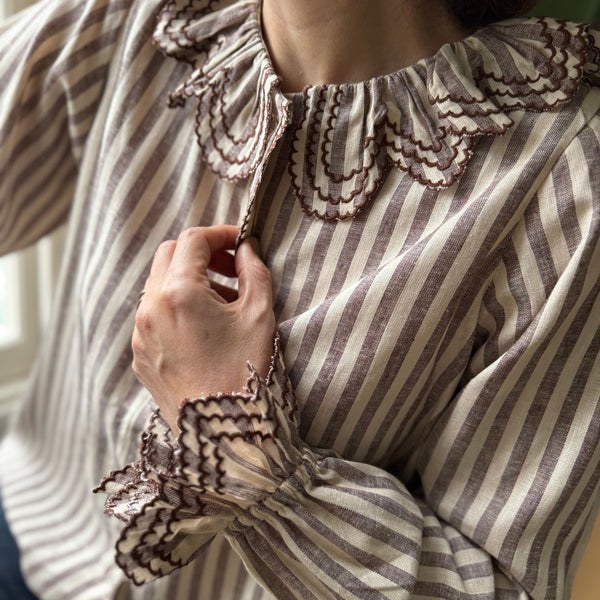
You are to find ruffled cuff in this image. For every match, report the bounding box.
[94,333,311,585]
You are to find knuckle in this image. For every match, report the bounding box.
[254,302,275,326]
[243,292,274,324]
[255,261,272,282]
[131,331,142,355]
[245,260,272,285]
[131,356,142,379]
[159,282,195,312]
[178,227,203,243]
[134,307,153,333]
[157,240,176,254]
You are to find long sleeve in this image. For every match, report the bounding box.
[95,82,600,600]
[0,0,132,254]
[414,120,600,599]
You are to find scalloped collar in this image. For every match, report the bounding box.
[153,0,600,219]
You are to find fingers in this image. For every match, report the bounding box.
[139,240,176,307]
[169,225,239,282]
[143,228,268,310]
[149,240,177,282]
[208,248,237,279]
[236,237,273,310]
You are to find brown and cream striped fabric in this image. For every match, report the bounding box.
[1,0,600,598]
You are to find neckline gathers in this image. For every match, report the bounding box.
[152,0,600,219]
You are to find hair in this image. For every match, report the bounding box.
[448,0,538,28]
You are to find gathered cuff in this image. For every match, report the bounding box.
[94,333,310,584]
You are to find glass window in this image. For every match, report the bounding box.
[0,254,21,348]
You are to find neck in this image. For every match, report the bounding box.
[261,0,471,93]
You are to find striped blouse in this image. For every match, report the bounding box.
[1,0,599,598]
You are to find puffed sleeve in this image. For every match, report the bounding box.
[95,117,600,599]
[0,0,133,254]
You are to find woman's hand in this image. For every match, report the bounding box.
[132,225,276,434]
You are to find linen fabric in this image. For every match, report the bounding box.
[0,0,599,598]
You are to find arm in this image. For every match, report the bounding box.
[98,315,598,599]
[0,0,132,254]
[96,125,600,598]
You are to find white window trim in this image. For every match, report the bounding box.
[0,253,21,348]
[0,229,65,434]
[0,246,42,383]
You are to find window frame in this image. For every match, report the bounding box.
[0,230,65,431]
[0,247,41,383]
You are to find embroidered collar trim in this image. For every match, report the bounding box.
[153,0,600,219]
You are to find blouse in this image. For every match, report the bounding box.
[1,0,599,598]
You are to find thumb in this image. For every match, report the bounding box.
[236,237,273,307]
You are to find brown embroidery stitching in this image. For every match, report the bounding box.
[287,17,595,218]
[152,0,219,67]
[153,3,600,221]
[153,4,600,221]
[154,0,292,184]
[95,331,303,584]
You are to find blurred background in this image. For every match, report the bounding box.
[531,0,600,21]
[0,0,598,597]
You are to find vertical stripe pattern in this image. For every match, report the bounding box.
[1,1,599,599]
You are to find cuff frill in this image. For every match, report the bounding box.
[94,334,307,585]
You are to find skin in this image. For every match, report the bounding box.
[132,226,275,434]
[132,1,473,435]
[261,0,472,93]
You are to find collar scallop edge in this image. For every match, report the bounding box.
[152,0,600,218]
